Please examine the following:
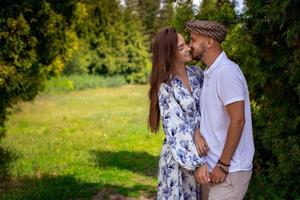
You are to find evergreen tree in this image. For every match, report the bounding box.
[242,0,300,198]
[86,0,127,75]
[66,0,150,82]
[125,0,160,37]
[122,9,151,83]
[171,0,195,33]
[154,0,175,32]
[0,0,78,139]
[196,0,237,25]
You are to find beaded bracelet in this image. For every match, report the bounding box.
[218,159,230,167]
[217,163,229,174]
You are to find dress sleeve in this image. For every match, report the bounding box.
[158,83,206,171]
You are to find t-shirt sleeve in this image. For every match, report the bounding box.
[216,67,245,106]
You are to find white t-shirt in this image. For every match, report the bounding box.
[200,51,255,173]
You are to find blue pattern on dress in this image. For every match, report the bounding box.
[157,66,205,200]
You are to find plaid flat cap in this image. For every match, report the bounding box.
[185,20,227,43]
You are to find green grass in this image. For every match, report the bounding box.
[43,74,127,94]
[0,84,164,199]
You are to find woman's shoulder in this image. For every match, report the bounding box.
[159,82,173,95]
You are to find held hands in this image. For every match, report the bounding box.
[210,164,226,184]
[195,163,228,185]
[194,164,210,184]
[210,160,229,184]
[194,129,209,156]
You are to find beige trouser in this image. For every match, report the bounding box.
[201,170,252,200]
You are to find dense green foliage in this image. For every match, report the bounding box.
[243,1,300,199]
[173,0,300,198]
[66,1,151,83]
[125,0,174,38]
[0,0,78,137]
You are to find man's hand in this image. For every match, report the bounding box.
[194,129,209,156]
[210,165,226,184]
[194,164,210,184]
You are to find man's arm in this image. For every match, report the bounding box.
[219,101,245,165]
[210,101,245,183]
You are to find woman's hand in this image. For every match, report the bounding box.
[194,128,209,156]
[194,163,211,184]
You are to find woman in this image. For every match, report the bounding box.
[148,27,208,199]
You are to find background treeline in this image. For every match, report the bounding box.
[0,0,299,199]
[0,0,171,135]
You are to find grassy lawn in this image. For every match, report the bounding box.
[0,84,164,199]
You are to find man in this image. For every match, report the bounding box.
[186,20,255,200]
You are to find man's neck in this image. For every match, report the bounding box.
[203,49,222,69]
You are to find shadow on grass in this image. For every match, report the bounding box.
[90,150,159,178]
[0,146,17,182]
[93,183,156,199]
[0,174,98,200]
[0,144,157,199]
[0,149,157,199]
[0,174,156,200]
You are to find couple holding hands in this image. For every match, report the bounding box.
[148,20,255,200]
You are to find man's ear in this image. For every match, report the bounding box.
[207,38,214,48]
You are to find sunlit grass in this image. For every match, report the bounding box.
[43,74,127,94]
[0,84,164,199]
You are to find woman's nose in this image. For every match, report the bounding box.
[186,45,191,51]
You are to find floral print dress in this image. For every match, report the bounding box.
[157,66,205,200]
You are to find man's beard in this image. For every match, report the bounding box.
[192,51,202,60]
[192,44,205,61]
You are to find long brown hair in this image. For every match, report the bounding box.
[148,27,178,133]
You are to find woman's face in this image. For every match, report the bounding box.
[176,33,192,64]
